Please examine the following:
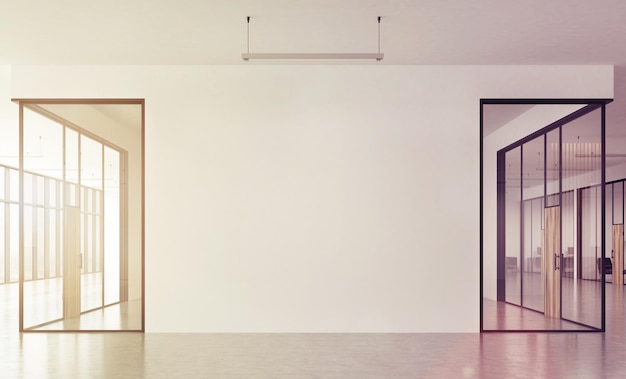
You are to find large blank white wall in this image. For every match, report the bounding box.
[0,66,18,168]
[8,65,612,332]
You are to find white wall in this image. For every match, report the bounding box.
[8,65,613,333]
[0,66,18,168]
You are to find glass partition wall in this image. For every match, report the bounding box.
[15,100,143,332]
[482,100,610,332]
[603,181,626,286]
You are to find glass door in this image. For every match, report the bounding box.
[482,100,608,332]
[543,205,560,318]
[560,108,603,328]
[19,100,143,332]
[607,182,625,286]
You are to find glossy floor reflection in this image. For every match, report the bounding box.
[23,273,107,329]
[482,299,594,331]
[4,279,142,331]
[1,286,626,378]
[33,299,142,331]
[486,272,608,330]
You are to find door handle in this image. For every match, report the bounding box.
[554,253,561,271]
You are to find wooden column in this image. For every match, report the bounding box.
[543,206,561,318]
[63,206,81,318]
[614,224,624,286]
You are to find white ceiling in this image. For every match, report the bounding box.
[483,104,535,137]
[90,104,142,132]
[2,0,626,65]
[2,0,626,129]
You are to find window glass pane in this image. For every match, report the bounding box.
[65,128,79,184]
[94,190,100,213]
[23,108,64,179]
[49,179,57,208]
[521,136,545,313]
[505,147,521,306]
[560,107,602,329]
[81,212,86,275]
[546,129,560,207]
[561,190,575,280]
[49,209,56,278]
[0,203,4,283]
[37,176,45,206]
[87,188,92,213]
[9,169,18,202]
[37,208,45,279]
[91,189,97,214]
[0,167,5,199]
[89,215,94,272]
[81,135,103,190]
[67,183,78,207]
[24,173,33,205]
[81,187,86,213]
[614,182,624,225]
[88,215,97,272]
[104,146,120,306]
[59,208,64,277]
[24,206,33,281]
[95,216,101,272]
[9,204,18,282]
[582,186,601,281]
[57,181,63,209]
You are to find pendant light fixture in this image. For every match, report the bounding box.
[242,16,384,61]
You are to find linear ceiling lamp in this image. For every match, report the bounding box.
[242,16,384,61]
[241,53,384,61]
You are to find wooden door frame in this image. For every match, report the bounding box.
[16,98,144,333]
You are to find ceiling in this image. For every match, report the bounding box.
[90,104,142,132]
[2,0,626,129]
[483,104,535,137]
[35,103,142,135]
[498,104,625,189]
[2,0,626,66]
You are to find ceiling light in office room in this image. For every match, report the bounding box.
[242,16,384,61]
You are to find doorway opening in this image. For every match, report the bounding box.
[10,99,144,332]
[481,99,615,332]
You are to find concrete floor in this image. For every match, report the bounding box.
[2,285,626,378]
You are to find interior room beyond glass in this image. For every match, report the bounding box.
[481,99,622,332]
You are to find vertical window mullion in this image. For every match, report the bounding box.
[31,175,37,281]
[4,169,10,282]
[44,177,49,279]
